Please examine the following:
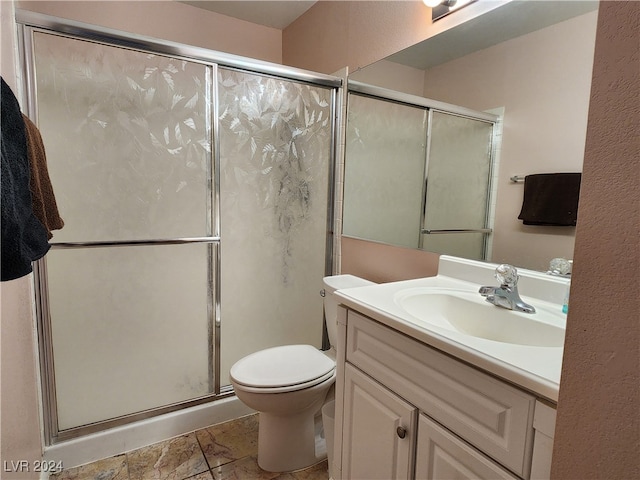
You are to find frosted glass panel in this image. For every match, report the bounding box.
[422,112,494,259]
[343,94,428,248]
[218,69,333,385]
[47,244,211,430]
[33,32,211,242]
[31,32,215,432]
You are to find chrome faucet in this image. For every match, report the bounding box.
[479,264,536,314]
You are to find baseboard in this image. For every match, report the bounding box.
[43,396,253,470]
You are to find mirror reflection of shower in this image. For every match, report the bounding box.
[342,82,498,262]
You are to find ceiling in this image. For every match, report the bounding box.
[178,1,317,29]
[386,0,599,70]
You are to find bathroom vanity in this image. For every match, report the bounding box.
[331,256,567,480]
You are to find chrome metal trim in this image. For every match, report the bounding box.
[418,109,434,250]
[348,80,498,123]
[15,10,342,89]
[325,87,339,277]
[204,65,216,394]
[483,121,500,259]
[211,64,222,395]
[19,23,62,448]
[49,237,220,249]
[510,175,525,183]
[207,242,215,393]
[421,228,493,234]
[32,258,59,446]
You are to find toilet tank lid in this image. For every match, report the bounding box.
[323,274,375,292]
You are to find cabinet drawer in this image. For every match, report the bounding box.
[346,311,535,477]
[416,413,519,480]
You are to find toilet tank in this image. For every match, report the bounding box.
[323,275,375,348]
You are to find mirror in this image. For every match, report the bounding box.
[344,0,599,271]
[343,84,498,262]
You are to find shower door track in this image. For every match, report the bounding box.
[18,10,342,445]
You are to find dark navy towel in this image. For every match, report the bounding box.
[1,77,50,281]
[517,173,581,226]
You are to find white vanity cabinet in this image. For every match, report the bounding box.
[342,363,416,479]
[336,309,557,480]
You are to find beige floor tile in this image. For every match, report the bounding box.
[127,433,209,480]
[196,414,259,469]
[183,471,214,480]
[209,455,280,480]
[49,455,128,480]
[289,460,329,480]
[49,414,327,480]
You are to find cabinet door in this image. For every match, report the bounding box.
[415,414,518,480]
[342,364,417,480]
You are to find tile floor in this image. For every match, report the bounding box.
[51,414,329,480]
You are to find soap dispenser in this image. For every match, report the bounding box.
[562,281,570,314]
[547,258,572,313]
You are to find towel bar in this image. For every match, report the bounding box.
[421,229,492,235]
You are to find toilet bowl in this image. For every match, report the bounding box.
[230,274,374,473]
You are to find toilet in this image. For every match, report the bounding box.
[230,274,374,473]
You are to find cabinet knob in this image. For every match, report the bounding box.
[396,426,407,439]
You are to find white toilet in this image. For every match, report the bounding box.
[230,274,374,473]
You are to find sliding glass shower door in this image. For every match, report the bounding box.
[25,23,337,442]
[421,111,494,258]
[217,69,334,384]
[342,85,496,261]
[32,31,215,434]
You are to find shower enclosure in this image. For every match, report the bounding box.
[343,82,497,261]
[19,11,339,443]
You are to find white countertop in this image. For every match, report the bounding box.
[335,274,566,403]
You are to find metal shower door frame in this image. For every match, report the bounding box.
[346,80,499,259]
[17,10,342,444]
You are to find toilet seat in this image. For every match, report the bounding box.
[230,344,336,394]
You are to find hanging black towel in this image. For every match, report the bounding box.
[518,173,581,226]
[1,77,50,281]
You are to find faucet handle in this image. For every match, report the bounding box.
[495,264,519,287]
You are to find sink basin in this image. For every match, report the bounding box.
[394,288,565,347]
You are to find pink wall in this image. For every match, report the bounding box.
[341,237,439,283]
[1,2,42,475]
[551,2,640,478]
[2,2,638,477]
[347,12,597,273]
[17,1,282,64]
[290,3,639,477]
[283,1,431,74]
[2,1,283,473]
[419,12,596,271]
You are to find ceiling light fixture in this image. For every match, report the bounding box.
[424,0,475,22]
